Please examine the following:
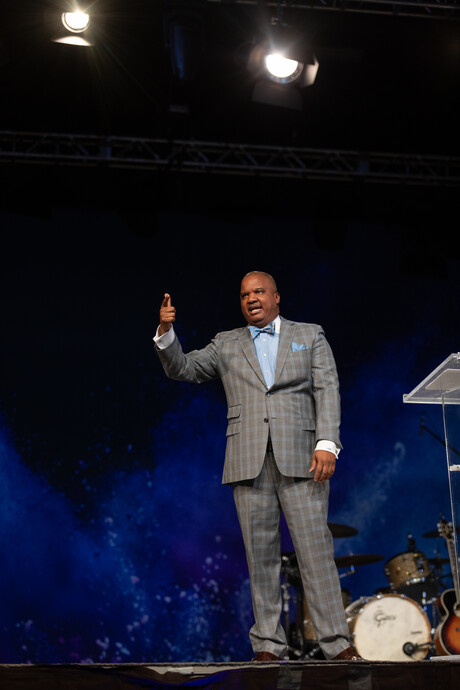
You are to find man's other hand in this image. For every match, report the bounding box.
[309,450,336,483]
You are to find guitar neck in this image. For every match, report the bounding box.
[444,526,460,607]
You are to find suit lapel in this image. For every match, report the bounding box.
[238,327,267,388]
[274,317,295,386]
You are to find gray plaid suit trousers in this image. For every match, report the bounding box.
[233,449,350,659]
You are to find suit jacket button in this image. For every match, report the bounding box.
[264,418,269,423]
[266,392,271,397]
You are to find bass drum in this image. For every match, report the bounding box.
[346,593,431,661]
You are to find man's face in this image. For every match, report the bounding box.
[240,273,280,328]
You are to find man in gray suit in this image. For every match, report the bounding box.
[154,271,360,661]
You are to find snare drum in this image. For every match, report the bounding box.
[385,551,437,602]
[346,593,431,661]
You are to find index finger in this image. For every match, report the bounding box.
[161,293,171,308]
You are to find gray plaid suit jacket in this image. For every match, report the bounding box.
[156,316,341,484]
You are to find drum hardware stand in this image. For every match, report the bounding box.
[428,622,439,658]
[423,596,441,634]
[281,576,306,659]
[407,533,417,552]
[339,565,356,579]
[281,580,291,638]
[402,640,436,658]
[281,578,323,659]
[303,644,322,659]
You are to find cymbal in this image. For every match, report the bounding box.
[423,526,460,538]
[334,553,384,568]
[328,522,358,538]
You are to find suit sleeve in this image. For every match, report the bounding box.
[155,331,220,384]
[311,328,342,449]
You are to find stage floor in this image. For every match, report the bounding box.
[1,658,460,689]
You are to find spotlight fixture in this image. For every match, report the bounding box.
[51,5,93,47]
[61,11,90,34]
[247,20,319,110]
[265,53,303,83]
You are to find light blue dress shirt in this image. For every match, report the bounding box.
[248,316,280,388]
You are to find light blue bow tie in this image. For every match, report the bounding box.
[252,322,276,339]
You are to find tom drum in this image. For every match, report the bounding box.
[385,551,437,603]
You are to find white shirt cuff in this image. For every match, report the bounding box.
[315,440,340,458]
[153,325,175,349]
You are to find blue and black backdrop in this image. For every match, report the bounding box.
[1,2,459,666]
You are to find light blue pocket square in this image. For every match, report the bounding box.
[292,342,308,352]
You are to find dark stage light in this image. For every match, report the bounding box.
[163,2,205,115]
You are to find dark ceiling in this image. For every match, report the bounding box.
[1,1,460,156]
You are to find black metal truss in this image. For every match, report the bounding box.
[206,0,460,21]
[1,130,459,186]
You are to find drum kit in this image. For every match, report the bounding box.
[281,521,457,662]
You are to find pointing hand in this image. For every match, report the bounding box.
[159,293,176,335]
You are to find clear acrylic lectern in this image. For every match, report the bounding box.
[403,353,460,605]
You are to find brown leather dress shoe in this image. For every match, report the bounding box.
[333,646,363,661]
[251,651,281,662]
